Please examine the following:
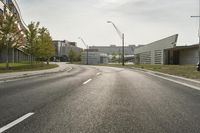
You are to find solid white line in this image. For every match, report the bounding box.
[83,79,92,85]
[147,72,200,91]
[0,113,34,133]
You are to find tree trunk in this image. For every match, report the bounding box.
[6,43,9,70]
[12,48,15,63]
[30,54,33,65]
[47,58,49,65]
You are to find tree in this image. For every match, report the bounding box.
[0,6,23,69]
[112,52,117,62]
[75,52,81,62]
[68,49,76,63]
[118,52,122,63]
[34,27,55,65]
[25,21,40,64]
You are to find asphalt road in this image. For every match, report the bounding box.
[0,65,200,133]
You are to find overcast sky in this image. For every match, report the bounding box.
[17,0,199,48]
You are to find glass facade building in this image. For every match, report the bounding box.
[0,0,30,63]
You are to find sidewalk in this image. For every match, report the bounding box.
[0,62,72,81]
[131,67,200,90]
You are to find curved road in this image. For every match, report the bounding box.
[0,65,200,133]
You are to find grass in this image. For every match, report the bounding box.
[68,62,81,65]
[98,63,200,80]
[0,62,58,73]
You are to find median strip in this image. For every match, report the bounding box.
[0,112,34,133]
[83,79,92,85]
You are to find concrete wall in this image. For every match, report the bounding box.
[0,48,30,63]
[179,48,198,65]
[134,34,178,64]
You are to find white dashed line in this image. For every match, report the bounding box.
[83,79,92,85]
[96,72,101,76]
[66,67,73,72]
[0,113,34,133]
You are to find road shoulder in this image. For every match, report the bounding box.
[130,67,200,90]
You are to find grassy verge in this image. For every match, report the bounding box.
[0,63,58,73]
[98,63,200,80]
[68,62,81,65]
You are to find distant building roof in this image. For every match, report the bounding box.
[166,44,199,51]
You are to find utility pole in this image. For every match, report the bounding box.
[78,37,89,65]
[191,0,200,71]
[107,21,125,66]
[122,33,125,66]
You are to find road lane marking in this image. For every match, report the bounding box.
[96,72,101,76]
[67,67,73,72]
[148,72,200,91]
[83,79,92,85]
[0,113,34,133]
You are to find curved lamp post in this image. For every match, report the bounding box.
[107,21,125,66]
[78,37,89,65]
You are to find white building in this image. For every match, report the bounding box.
[53,40,83,62]
[90,45,135,56]
[166,44,199,65]
[0,0,30,63]
[134,34,178,64]
[134,34,199,65]
[81,51,109,65]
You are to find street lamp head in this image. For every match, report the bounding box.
[107,21,112,24]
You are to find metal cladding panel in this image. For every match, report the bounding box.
[0,1,3,10]
[135,34,178,54]
[11,0,27,30]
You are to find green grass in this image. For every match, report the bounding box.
[0,63,58,73]
[98,63,200,80]
[69,62,81,65]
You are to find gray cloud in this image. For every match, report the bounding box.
[17,0,199,47]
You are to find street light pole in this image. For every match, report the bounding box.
[107,21,125,66]
[78,37,89,65]
[191,0,200,71]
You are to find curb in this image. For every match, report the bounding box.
[130,67,200,86]
[0,66,73,82]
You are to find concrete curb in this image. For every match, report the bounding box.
[132,67,200,84]
[130,67,200,87]
[0,64,73,82]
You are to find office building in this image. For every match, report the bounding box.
[0,0,30,63]
[81,49,109,65]
[53,40,83,62]
[134,34,199,65]
[89,45,135,56]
